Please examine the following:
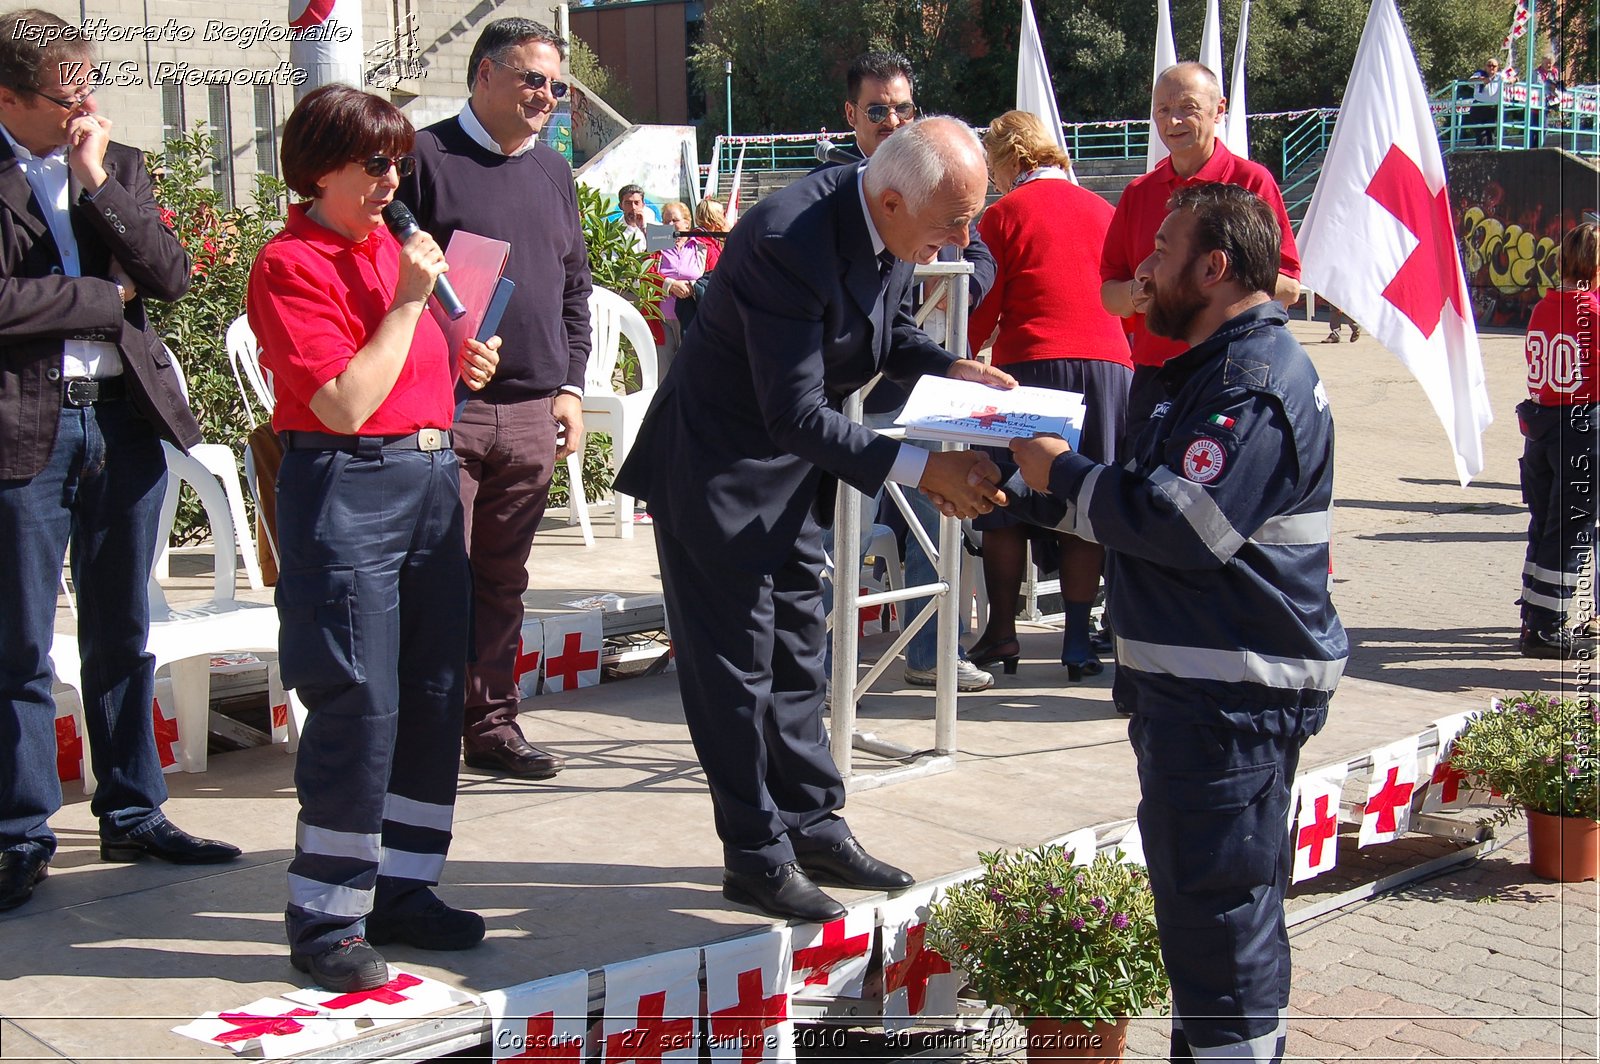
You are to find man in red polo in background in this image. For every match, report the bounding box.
[1102,61,1302,434]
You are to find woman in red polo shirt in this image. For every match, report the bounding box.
[246,85,499,993]
[966,111,1133,680]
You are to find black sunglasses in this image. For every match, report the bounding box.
[492,59,570,99]
[863,101,915,124]
[359,154,415,178]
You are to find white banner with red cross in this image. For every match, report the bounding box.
[600,946,700,1064]
[878,889,959,1033]
[1358,737,1420,848]
[542,612,603,694]
[704,929,794,1064]
[1292,764,1348,883]
[172,996,358,1058]
[150,676,182,775]
[516,617,545,700]
[53,691,88,792]
[788,907,874,1001]
[484,968,591,1064]
[282,967,478,1023]
[1419,712,1477,814]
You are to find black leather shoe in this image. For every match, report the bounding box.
[291,935,389,993]
[796,836,914,891]
[463,737,565,779]
[723,863,845,922]
[99,818,241,864]
[366,892,485,951]
[0,848,49,912]
[1520,625,1596,660]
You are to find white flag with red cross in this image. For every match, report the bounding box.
[151,676,182,775]
[542,612,603,694]
[282,967,478,1022]
[516,617,545,700]
[1291,765,1348,883]
[600,946,700,1064]
[1297,0,1492,484]
[704,929,795,1064]
[172,996,358,1057]
[53,695,86,789]
[484,968,591,1064]
[879,889,959,1032]
[788,907,874,1000]
[1358,737,1420,847]
[1420,712,1478,813]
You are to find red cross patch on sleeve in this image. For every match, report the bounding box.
[1181,436,1228,484]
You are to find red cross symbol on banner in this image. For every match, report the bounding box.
[516,635,542,684]
[546,631,599,690]
[1430,756,1467,804]
[54,715,82,782]
[792,918,870,986]
[321,972,423,1010]
[213,1007,319,1043]
[710,968,787,1064]
[968,406,1007,427]
[1364,766,1416,835]
[605,990,695,1064]
[272,702,289,730]
[505,1011,583,1063]
[1365,144,1463,338]
[1297,793,1339,865]
[151,697,180,768]
[883,924,952,1015]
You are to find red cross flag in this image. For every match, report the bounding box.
[1297,0,1492,484]
[53,697,86,788]
[1358,737,1421,847]
[1502,0,1530,50]
[283,968,478,1022]
[516,618,545,700]
[1291,765,1348,883]
[484,968,590,1064]
[788,908,873,1000]
[601,946,700,1064]
[1420,712,1478,813]
[151,677,182,774]
[172,996,357,1058]
[542,612,604,695]
[705,929,794,1064]
[879,890,959,1033]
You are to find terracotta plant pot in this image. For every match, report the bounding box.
[1026,1016,1130,1063]
[1527,809,1600,882]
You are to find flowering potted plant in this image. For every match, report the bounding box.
[1448,692,1598,881]
[927,844,1168,1062]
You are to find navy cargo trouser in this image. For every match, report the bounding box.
[1129,704,1325,1064]
[274,441,471,954]
[1518,400,1598,630]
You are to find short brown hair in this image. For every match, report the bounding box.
[983,110,1071,184]
[280,85,413,200]
[1166,183,1282,296]
[1561,222,1599,287]
[0,9,92,94]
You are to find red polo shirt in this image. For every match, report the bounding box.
[1525,288,1599,405]
[247,203,455,435]
[1101,141,1301,367]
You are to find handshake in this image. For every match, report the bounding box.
[917,450,1008,518]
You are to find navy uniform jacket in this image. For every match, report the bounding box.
[614,162,956,573]
[1009,303,1347,733]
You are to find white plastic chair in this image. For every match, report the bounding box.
[226,314,275,426]
[576,286,658,539]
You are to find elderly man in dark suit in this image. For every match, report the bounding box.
[615,116,1012,922]
[0,8,240,913]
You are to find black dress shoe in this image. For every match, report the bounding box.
[290,935,389,993]
[99,818,241,864]
[1520,625,1596,660]
[723,863,845,922]
[796,836,914,891]
[463,736,565,779]
[0,848,49,912]
[366,892,485,951]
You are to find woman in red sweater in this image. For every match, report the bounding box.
[967,111,1133,679]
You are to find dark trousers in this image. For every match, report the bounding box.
[1129,705,1325,1063]
[275,444,470,954]
[654,522,852,873]
[1519,400,1598,629]
[454,396,557,749]
[0,402,168,856]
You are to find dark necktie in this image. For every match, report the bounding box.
[878,249,897,285]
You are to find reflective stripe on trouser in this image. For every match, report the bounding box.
[1519,400,1598,629]
[276,446,471,955]
[1129,706,1322,1062]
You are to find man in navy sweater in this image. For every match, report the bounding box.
[399,18,592,779]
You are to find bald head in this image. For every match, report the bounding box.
[1157,61,1223,105]
[864,115,986,264]
[1152,61,1227,174]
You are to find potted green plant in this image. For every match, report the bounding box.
[1448,692,1599,882]
[927,844,1168,1062]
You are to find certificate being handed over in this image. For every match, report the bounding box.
[895,375,1085,449]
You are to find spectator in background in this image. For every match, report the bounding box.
[1537,56,1563,91]
[1322,304,1360,343]
[1469,58,1505,146]
[647,199,720,379]
[618,183,650,253]
[675,197,731,338]
[695,196,728,233]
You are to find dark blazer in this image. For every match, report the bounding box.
[0,137,198,479]
[614,162,956,573]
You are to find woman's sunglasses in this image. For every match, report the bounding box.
[360,154,416,178]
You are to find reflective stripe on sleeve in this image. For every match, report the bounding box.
[1251,509,1332,546]
[1115,636,1346,690]
[1150,466,1246,561]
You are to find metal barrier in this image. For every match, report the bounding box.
[827,259,974,790]
[1429,79,1600,155]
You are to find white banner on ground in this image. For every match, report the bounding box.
[173,997,357,1058]
[484,968,590,1063]
[1292,764,1348,883]
[282,967,477,1022]
[1358,737,1421,847]
[600,947,700,1064]
[879,888,959,1032]
[542,612,603,694]
[1419,711,1478,813]
[704,929,795,1064]
[788,907,874,999]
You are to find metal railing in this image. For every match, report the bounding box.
[1429,79,1600,155]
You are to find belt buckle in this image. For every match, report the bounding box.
[416,427,445,452]
[63,379,96,407]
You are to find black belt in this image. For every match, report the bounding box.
[62,377,126,407]
[281,428,452,453]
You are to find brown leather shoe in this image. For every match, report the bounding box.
[463,736,565,779]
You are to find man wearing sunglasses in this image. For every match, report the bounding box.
[399,18,591,782]
[0,7,241,913]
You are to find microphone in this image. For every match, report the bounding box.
[815,139,860,166]
[381,200,467,320]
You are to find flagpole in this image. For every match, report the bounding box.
[1524,0,1537,147]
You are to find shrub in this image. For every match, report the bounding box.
[1450,692,1599,823]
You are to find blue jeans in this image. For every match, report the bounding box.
[0,403,169,856]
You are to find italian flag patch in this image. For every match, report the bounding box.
[1207,414,1236,429]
